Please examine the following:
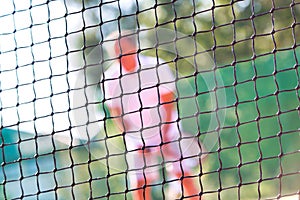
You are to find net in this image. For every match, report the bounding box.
[0,0,299,199]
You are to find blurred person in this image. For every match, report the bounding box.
[101,31,205,200]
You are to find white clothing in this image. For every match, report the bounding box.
[102,55,200,181]
[102,55,177,149]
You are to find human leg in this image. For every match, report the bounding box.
[127,147,160,200]
[163,132,205,199]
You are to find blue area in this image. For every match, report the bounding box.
[0,129,56,199]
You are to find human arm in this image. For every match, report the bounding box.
[107,106,127,132]
[157,61,177,141]
[160,91,176,141]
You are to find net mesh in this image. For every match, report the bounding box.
[0,0,299,199]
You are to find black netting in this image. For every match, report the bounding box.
[0,0,299,199]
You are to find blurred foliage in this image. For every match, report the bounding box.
[65,0,300,199]
[72,0,300,72]
[1,0,299,199]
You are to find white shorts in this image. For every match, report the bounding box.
[126,130,205,186]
